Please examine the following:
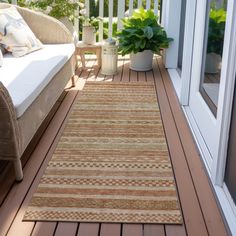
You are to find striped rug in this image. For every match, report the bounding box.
[24,82,182,224]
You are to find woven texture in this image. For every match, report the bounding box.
[24,82,182,224]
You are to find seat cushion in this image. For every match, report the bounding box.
[0,43,75,117]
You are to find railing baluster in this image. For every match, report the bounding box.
[74,5,79,36]
[138,0,142,8]
[117,0,125,30]
[85,0,89,17]
[99,0,104,42]
[146,0,151,10]
[129,0,134,16]
[154,0,159,16]
[108,0,113,38]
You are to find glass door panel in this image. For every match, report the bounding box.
[199,0,227,116]
[177,0,187,75]
[225,75,236,204]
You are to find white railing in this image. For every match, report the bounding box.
[12,0,161,42]
[83,0,161,42]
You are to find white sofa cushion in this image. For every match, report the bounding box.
[0,43,75,117]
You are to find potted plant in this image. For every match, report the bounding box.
[205,7,226,73]
[79,9,101,45]
[117,7,172,71]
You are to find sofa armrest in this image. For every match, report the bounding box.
[15,5,74,44]
[0,82,20,161]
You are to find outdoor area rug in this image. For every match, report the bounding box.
[24,82,182,224]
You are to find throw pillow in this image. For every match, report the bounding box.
[0,6,43,57]
[0,43,6,54]
[0,49,3,67]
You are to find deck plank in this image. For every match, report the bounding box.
[100,224,121,236]
[122,55,130,82]
[77,223,99,236]
[122,224,143,236]
[54,223,78,236]
[130,69,138,82]
[143,224,165,236]
[113,57,125,82]
[146,70,154,82]
[152,58,207,235]
[31,222,57,236]
[165,225,187,236]
[157,58,228,236]
[138,71,146,82]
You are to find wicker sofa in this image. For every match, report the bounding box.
[0,3,76,181]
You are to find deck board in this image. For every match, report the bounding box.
[144,224,165,236]
[54,223,78,236]
[31,222,57,236]
[122,224,143,236]
[77,223,99,236]
[0,56,228,236]
[157,58,228,236]
[100,224,121,236]
[153,58,208,236]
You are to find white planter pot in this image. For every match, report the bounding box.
[82,26,96,45]
[59,17,78,45]
[205,52,222,74]
[130,50,154,71]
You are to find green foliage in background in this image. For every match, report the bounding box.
[117,7,172,56]
[207,7,226,55]
[19,0,83,21]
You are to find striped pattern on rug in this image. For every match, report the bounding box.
[24,82,182,224]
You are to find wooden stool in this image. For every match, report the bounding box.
[76,42,102,69]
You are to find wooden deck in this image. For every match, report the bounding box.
[0,56,229,236]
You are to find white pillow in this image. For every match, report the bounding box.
[0,49,2,67]
[0,6,43,57]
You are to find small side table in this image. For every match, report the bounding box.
[76,42,102,69]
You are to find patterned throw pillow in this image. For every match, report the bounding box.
[0,43,6,54]
[0,48,3,66]
[0,6,43,57]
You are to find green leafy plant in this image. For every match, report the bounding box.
[207,7,226,55]
[22,0,83,21]
[79,9,102,31]
[117,7,172,56]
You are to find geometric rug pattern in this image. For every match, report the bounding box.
[24,82,182,224]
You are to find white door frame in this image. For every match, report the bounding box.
[212,1,236,234]
[162,0,196,104]
[212,0,236,185]
[162,0,182,69]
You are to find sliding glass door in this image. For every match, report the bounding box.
[188,0,228,169]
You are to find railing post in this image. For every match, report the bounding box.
[146,0,151,10]
[99,0,104,42]
[117,0,125,30]
[129,0,134,16]
[108,0,113,38]
[138,0,142,8]
[85,0,90,17]
[74,6,79,37]
[154,0,159,18]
